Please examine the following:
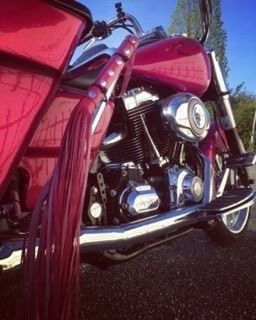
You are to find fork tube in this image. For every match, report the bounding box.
[208,51,246,154]
[208,50,249,184]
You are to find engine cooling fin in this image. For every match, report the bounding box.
[105,100,177,164]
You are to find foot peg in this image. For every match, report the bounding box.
[200,188,256,215]
[225,152,256,168]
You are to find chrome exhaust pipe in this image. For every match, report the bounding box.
[80,205,200,252]
[1,188,254,271]
[0,205,200,271]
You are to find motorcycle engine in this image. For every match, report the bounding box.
[85,88,209,225]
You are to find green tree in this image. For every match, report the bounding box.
[232,85,256,150]
[168,0,229,79]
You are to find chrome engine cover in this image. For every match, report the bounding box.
[119,180,160,218]
[166,166,204,206]
[161,93,210,142]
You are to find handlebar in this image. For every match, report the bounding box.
[83,12,146,44]
[107,13,145,37]
[82,0,212,49]
[83,12,167,51]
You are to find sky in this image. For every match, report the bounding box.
[78,0,256,94]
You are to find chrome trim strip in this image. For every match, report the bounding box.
[91,101,107,134]
[216,168,230,198]
[208,51,236,130]
[201,153,214,203]
[253,154,256,165]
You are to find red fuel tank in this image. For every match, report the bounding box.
[133,36,211,96]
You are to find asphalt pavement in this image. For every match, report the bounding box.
[1,179,256,319]
[79,216,256,320]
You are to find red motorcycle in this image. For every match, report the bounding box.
[0,0,255,319]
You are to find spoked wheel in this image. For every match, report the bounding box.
[221,207,250,234]
[205,155,251,245]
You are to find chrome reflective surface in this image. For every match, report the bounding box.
[201,153,214,203]
[221,207,250,234]
[192,103,207,129]
[122,88,159,111]
[102,131,127,149]
[80,204,200,251]
[92,101,107,134]
[140,114,168,167]
[161,93,210,142]
[208,51,236,130]
[107,13,145,37]
[89,202,103,219]
[119,180,160,216]
[166,166,204,206]
[216,168,230,197]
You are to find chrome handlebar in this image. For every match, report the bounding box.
[106,13,145,37]
[83,13,146,50]
[83,12,168,51]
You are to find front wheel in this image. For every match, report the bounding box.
[205,207,251,245]
[205,154,251,245]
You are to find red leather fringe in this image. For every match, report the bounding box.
[22,101,94,320]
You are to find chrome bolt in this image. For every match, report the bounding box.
[89,203,102,219]
[139,170,144,176]
[110,190,117,197]
[129,181,136,187]
[91,187,98,195]
[122,170,127,176]
[113,217,120,224]
[122,203,128,209]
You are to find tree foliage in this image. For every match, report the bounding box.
[168,0,229,79]
[232,85,256,150]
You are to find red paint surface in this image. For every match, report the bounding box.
[0,0,87,197]
[0,67,55,193]
[20,88,81,208]
[133,36,211,96]
[199,122,227,162]
[0,0,85,71]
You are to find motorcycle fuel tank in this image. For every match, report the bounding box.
[133,36,211,96]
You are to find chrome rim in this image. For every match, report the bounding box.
[221,207,250,234]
